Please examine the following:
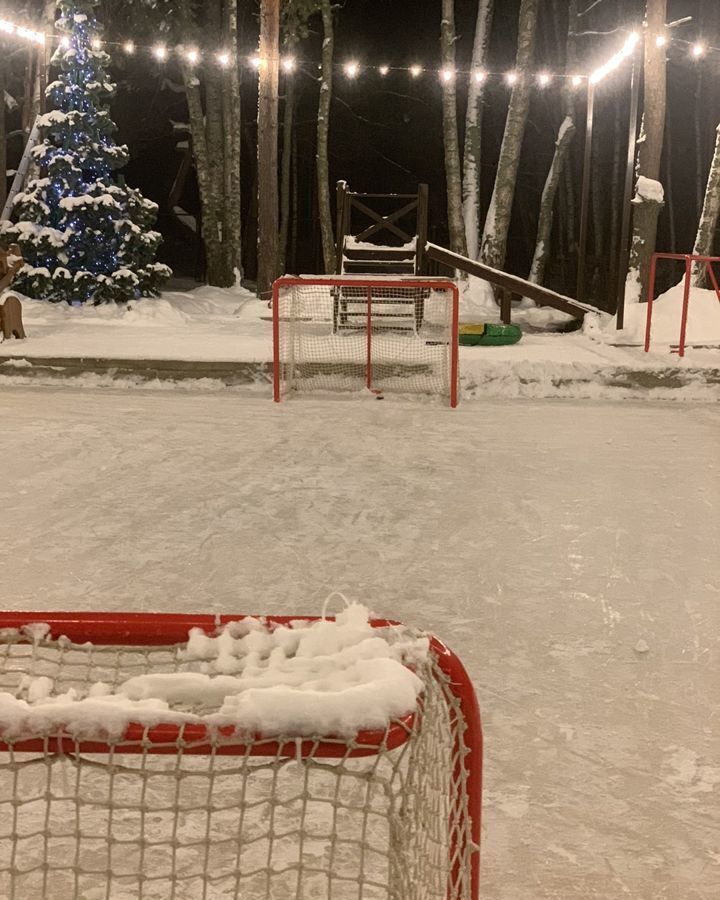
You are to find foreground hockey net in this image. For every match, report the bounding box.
[0,612,482,900]
[273,277,460,406]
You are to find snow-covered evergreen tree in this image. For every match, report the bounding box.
[0,0,170,304]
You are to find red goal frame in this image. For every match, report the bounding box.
[272,276,460,407]
[0,611,482,900]
[645,252,720,357]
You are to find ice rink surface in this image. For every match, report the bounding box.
[0,385,718,899]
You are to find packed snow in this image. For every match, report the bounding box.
[0,386,717,899]
[0,280,718,403]
[0,604,427,739]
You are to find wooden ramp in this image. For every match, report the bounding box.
[333,180,604,324]
[424,243,600,322]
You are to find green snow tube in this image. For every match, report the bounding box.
[458,323,523,346]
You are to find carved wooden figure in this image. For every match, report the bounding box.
[0,244,26,341]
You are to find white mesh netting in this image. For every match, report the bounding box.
[274,279,458,404]
[0,621,479,900]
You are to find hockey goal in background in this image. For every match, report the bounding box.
[273,276,460,406]
[645,252,720,357]
[0,612,482,900]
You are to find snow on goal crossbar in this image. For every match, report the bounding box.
[0,611,482,900]
[273,276,460,406]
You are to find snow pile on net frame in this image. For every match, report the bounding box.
[0,604,429,741]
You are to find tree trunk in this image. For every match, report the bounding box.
[607,103,623,307]
[461,0,493,259]
[695,69,704,219]
[692,123,720,285]
[529,118,575,284]
[563,159,576,260]
[257,0,280,300]
[226,0,242,277]
[591,139,604,284]
[290,126,299,272]
[178,0,237,288]
[627,0,667,304]
[183,73,225,284]
[440,0,467,256]
[279,72,296,274]
[664,108,676,254]
[480,0,538,270]
[0,61,6,214]
[528,0,578,286]
[316,0,336,273]
[21,50,35,137]
[206,61,235,286]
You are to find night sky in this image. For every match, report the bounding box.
[110,0,719,298]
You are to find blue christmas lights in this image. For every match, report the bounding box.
[2,0,170,304]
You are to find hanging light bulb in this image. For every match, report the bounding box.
[123,40,135,54]
[571,75,583,88]
[152,44,168,62]
[505,70,518,85]
[623,32,640,55]
[282,56,296,73]
[217,51,230,67]
[440,67,455,83]
[184,47,200,65]
[344,61,360,78]
[91,37,102,50]
[655,34,667,48]
[409,64,422,78]
[537,72,551,87]
[250,54,262,69]
[378,65,389,76]
[692,42,705,58]
[473,69,487,84]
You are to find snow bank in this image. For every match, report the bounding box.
[600,281,720,346]
[0,604,429,740]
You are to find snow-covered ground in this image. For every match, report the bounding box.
[0,281,719,404]
[0,385,717,899]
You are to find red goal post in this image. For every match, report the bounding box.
[645,252,720,357]
[0,611,482,900]
[273,276,460,407]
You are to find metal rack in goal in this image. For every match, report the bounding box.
[0,612,482,900]
[273,276,460,407]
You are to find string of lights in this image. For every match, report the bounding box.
[1,13,718,89]
[0,17,45,45]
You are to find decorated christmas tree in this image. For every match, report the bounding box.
[1,0,170,304]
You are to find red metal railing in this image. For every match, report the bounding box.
[645,253,720,357]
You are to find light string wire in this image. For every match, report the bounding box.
[0,15,717,88]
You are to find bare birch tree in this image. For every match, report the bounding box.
[692,123,720,285]
[480,0,538,271]
[183,63,235,286]
[529,0,578,285]
[462,0,493,260]
[257,0,280,300]
[440,0,467,256]
[627,0,667,303]
[316,0,336,273]
[225,0,242,277]
[178,0,240,287]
